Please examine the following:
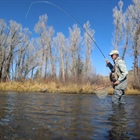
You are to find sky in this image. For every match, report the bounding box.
[0,0,133,75]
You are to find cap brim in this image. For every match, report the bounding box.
[109,53,113,56]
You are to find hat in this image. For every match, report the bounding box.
[109,50,119,56]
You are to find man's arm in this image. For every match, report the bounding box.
[106,60,115,73]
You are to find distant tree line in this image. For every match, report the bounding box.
[113,0,140,85]
[0,15,97,83]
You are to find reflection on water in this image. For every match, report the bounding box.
[107,105,129,140]
[0,92,140,140]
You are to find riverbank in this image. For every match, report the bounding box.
[0,81,140,95]
[0,81,93,93]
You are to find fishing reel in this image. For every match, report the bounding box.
[109,72,117,83]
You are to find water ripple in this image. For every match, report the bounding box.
[0,92,140,139]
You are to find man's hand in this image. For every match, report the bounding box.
[106,59,109,64]
[114,81,120,85]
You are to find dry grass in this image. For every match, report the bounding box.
[0,81,139,95]
[0,81,47,92]
[125,87,140,95]
[0,81,98,94]
[108,87,140,95]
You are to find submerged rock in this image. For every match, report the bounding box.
[40,89,49,93]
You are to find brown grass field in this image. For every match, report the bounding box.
[0,80,139,95]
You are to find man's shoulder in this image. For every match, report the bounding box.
[118,59,127,69]
[116,57,126,66]
[118,59,124,63]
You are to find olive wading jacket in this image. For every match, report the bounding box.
[107,57,128,83]
[114,57,128,82]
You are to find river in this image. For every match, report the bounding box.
[0,92,140,140]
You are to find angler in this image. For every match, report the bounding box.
[106,50,128,104]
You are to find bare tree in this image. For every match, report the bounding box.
[68,24,82,78]
[113,0,124,49]
[133,24,140,83]
[34,14,48,78]
[54,32,66,81]
[64,39,71,81]
[13,28,31,80]
[35,14,56,79]
[122,11,132,60]
[127,0,140,84]
[47,26,56,79]
[0,19,9,81]
[83,21,95,78]
[3,20,24,81]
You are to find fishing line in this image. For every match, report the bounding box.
[25,1,106,59]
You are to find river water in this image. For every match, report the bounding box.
[0,92,140,140]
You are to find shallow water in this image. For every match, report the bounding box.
[0,92,140,140]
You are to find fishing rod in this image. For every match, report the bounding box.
[25,1,106,59]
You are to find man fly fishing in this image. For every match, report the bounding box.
[106,50,128,104]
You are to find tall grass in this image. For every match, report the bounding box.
[0,81,96,93]
[0,80,139,94]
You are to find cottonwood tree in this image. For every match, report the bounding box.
[113,0,123,50]
[83,21,95,78]
[64,39,71,81]
[15,38,39,80]
[34,14,48,78]
[133,24,140,83]
[68,24,82,78]
[122,11,132,60]
[0,19,9,81]
[47,26,56,79]
[54,32,67,81]
[127,0,140,84]
[4,20,23,81]
[14,28,31,80]
[76,54,83,77]
[35,14,56,79]
[8,21,38,81]
[0,19,39,81]
[22,41,39,79]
